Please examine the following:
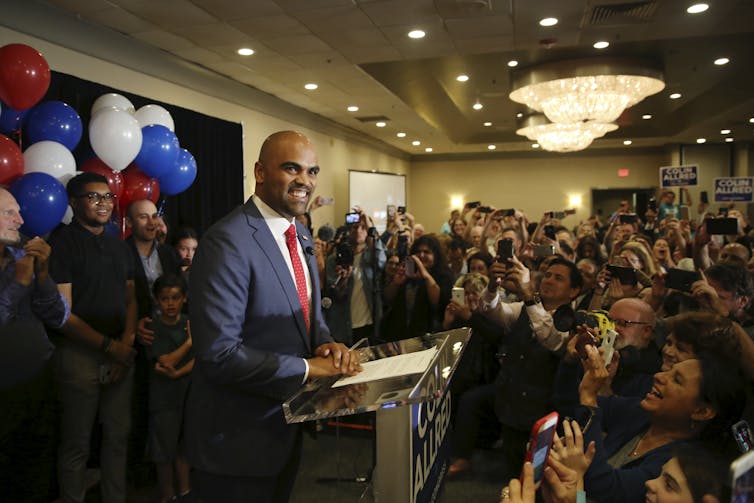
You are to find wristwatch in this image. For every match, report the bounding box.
[523,292,541,306]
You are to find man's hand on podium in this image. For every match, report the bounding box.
[307,342,362,377]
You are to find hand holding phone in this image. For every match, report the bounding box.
[522,411,559,489]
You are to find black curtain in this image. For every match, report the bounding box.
[43,71,244,237]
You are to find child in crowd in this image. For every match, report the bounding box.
[146,273,194,503]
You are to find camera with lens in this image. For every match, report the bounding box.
[553,308,616,359]
[335,242,354,268]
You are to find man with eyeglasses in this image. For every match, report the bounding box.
[0,187,69,501]
[605,297,661,397]
[47,172,137,503]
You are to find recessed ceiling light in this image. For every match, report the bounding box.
[539,17,558,27]
[623,140,633,145]
[642,114,653,120]
[487,145,496,150]
[593,41,610,49]
[396,132,406,138]
[375,121,386,127]
[725,137,734,142]
[687,3,709,14]
[483,122,492,127]
[237,47,254,56]
[456,74,469,82]
[347,105,359,112]
[507,60,519,68]
[670,93,682,99]
[714,57,730,66]
[532,143,540,149]
[516,112,523,118]
[721,129,731,134]
[473,102,483,110]
[696,138,706,144]
[750,117,754,123]
[412,140,421,146]
[304,83,318,90]
[425,147,433,152]
[408,30,425,39]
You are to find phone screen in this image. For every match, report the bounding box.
[345,212,360,225]
[451,287,465,306]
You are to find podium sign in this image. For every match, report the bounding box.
[283,328,472,503]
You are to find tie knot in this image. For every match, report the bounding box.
[285,224,297,244]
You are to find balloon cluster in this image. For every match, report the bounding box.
[0,43,198,237]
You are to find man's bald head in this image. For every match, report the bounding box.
[0,188,23,246]
[719,242,750,266]
[254,130,319,219]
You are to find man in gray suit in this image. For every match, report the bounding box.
[185,131,360,503]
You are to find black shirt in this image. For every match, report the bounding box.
[48,223,135,338]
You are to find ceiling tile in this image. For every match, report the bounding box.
[170,23,251,46]
[445,15,513,39]
[292,5,375,30]
[275,0,356,11]
[262,34,334,55]
[172,46,226,66]
[130,30,195,51]
[82,7,157,34]
[46,0,113,14]
[116,0,218,28]
[359,0,437,27]
[229,15,311,39]
[190,0,283,20]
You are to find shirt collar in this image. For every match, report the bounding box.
[253,194,296,237]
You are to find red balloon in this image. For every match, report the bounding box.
[0,134,24,186]
[120,162,160,212]
[0,44,51,111]
[80,157,124,198]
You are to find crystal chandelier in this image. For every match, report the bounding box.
[516,117,618,153]
[509,58,665,126]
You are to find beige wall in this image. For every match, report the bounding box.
[409,151,672,233]
[0,25,409,231]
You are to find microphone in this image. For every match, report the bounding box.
[331,271,347,289]
[305,246,315,256]
[317,224,335,242]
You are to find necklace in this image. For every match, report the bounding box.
[629,434,646,457]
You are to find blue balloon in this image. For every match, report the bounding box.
[158,148,197,196]
[0,102,30,135]
[9,172,68,236]
[25,100,83,151]
[134,124,180,179]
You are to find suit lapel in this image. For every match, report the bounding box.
[243,200,311,351]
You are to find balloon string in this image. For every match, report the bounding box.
[157,195,167,216]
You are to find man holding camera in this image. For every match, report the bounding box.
[449,254,581,479]
[324,209,385,346]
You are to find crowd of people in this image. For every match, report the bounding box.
[2,133,754,503]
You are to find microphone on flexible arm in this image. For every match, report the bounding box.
[305,246,315,256]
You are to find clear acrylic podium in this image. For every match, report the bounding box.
[283,327,472,503]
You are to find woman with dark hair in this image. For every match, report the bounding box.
[381,234,454,341]
[172,227,199,275]
[553,340,744,503]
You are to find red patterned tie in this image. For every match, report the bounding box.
[284,224,309,330]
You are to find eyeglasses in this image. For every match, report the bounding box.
[613,318,651,328]
[75,192,117,204]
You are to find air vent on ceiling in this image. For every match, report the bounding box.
[434,0,493,18]
[586,1,658,26]
[355,115,390,123]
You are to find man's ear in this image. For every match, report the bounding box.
[736,294,749,311]
[254,161,264,184]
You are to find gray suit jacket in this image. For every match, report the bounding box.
[185,197,331,476]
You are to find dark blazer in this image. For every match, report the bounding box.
[184,198,332,477]
[125,237,181,318]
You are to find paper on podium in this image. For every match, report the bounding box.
[332,346,438,388]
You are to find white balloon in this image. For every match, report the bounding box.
[23,141,77,183]
[89,108,142,173]
[135,104,174,132]
[91,93,135,116]
[61,205,73,225]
